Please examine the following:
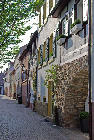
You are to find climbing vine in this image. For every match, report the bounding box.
[44,65,59,95]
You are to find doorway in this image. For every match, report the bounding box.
[48,81,54,117]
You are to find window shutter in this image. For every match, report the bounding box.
[39,9,41,27]
[65,19,68,36]
[49,0,53,12]
[53,31,56,58]
[59,21,62,35]
[45,38,49,62]
[40,45,43,65]
[43,2,46,20]
[68,18,72,35]
[83,0,88,22]
[41,6,43,25]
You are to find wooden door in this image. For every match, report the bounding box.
[48,81,52,117]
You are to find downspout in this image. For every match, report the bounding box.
[88,0,92,139]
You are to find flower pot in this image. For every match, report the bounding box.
[71,24,82,34]
[57,38,66,46]
[80,118,89,133]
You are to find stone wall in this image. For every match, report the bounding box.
[35,101,48,117]
[55,55,88,127]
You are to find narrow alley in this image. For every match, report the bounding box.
[0,95,89,140]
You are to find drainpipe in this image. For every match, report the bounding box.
[88,0,94,139]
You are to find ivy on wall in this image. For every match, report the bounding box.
[44,64,59,95]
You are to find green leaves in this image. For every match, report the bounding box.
[0,0,43,67]
[44,65,59,91]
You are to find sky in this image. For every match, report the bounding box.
[0,16,39,73]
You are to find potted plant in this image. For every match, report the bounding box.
[56,34,66,46]
[79,111,89,133]
[71,19,82,34]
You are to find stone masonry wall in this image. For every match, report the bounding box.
[55,55,88,127]
[35,101,48,117]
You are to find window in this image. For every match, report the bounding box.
[38,95,40,101]
[45,38,49,62]
[41,6,43,25]
[83,0,88,22]
[46,0,49,17]
[22,71,27,81]
[43,96,46,102]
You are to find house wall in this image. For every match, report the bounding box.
[4,72,10,97]
[56,55,88,127]
[14,55,21,96]
[36,0,89,127]
[21,52,30,105]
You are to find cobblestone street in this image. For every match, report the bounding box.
[0,95,89,140]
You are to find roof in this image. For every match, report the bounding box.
[50,0,70,17]
[19,30,38,61]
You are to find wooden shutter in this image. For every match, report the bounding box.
[41,6,43,25]
[38,48,40,64]
[43,2,46,20]
[43,42,46,61]
[39,9,41,27]
[68,18,72,35]
[45,38,49,62]
[40,45,43,65]
[49,0,53,12]
[49,34,53,58]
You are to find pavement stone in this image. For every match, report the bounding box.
[0,95,89,140]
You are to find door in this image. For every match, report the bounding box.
[48,81,54,117]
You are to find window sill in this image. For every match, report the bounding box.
[38,64,42,70]
[43,61,47,67]
[22,79,27,83]
[48,56,54,64]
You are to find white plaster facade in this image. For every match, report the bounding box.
[37,0,88,107]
